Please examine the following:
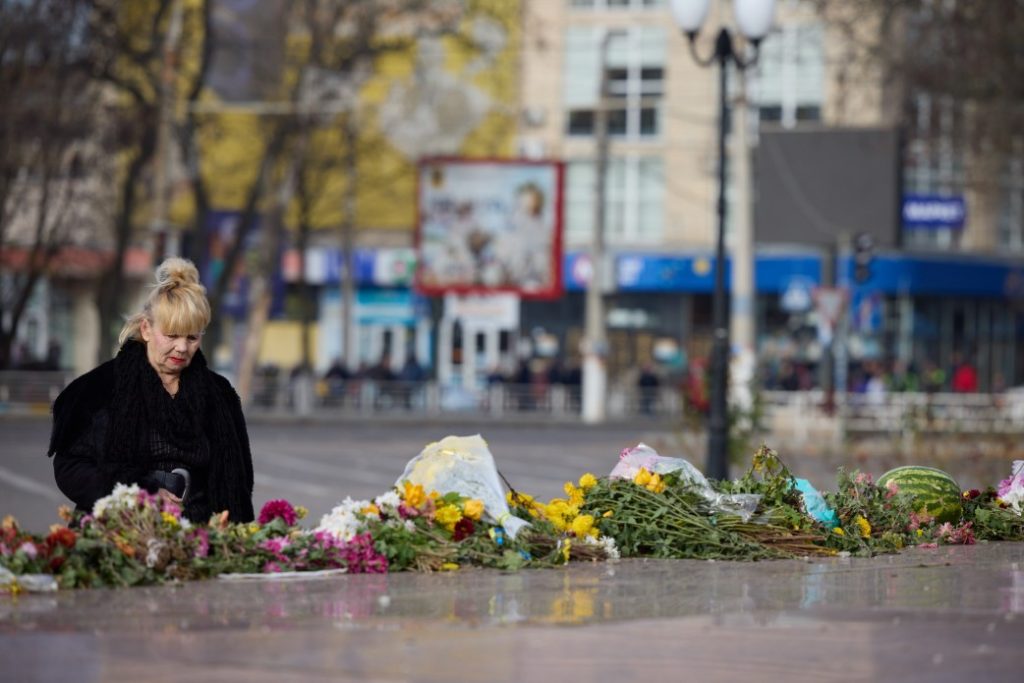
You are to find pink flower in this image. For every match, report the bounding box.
[341,533,389,574]
[855,472,873,486]
[17,541,38,559]
[937,521,976,545]
[190,528,210,558]
[885,480,900,498]
[259,537,291,555]
[263,561,284,573]
[258,499,298,526]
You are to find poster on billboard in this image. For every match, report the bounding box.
[416,158,564,299]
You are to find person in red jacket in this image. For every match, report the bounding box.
[951,353,978,393]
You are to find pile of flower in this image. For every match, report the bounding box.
[508,446,1024,562]
[1,478,615,593]
[314,480,610,573]
[4,445,1024,594]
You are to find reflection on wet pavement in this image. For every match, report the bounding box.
[2,543,1022,682]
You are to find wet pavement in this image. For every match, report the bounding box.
[2,542,1023,682]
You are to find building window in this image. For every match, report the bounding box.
[751,23,824,128]
[565,157,664,246]
[902,94,964,250]
[998,142,1024,251]
[563,26,665,139]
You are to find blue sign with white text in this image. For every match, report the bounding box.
[902,195,966,229]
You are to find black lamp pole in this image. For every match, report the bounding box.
[686,27,761,481]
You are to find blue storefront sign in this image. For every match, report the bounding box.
[563,252,822,293]
[902,195,966,230]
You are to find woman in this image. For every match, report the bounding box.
[47,258,254,523]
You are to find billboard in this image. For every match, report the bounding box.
[754,127,900,248]
[416,159,564,299]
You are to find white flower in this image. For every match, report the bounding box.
[374,489,402,511]
[145,539,166,569]
[92,483,142,519]
[1003,482,1024,515]
[583,534,620,560]
[315,497,370,542]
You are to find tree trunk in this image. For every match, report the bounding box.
[340,114,359,373]
[97,121,157,363]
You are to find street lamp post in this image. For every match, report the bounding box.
[670,0,775,480]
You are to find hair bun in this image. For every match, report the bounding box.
[155,257,200,291]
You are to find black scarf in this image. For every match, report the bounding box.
[49,341,255,523]
[111,341,210,470]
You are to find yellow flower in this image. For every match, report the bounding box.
[463,499,484,521]
[403,481,426,508]
[854,515,872,539]
[561,538,572,563]
[248,522,260,535]
[916,528,924,537]
[161,512,179,528]
[602,510,613,518]
[578,473,598,490]
[361,503,380,516]
[1,515,16,532]
[295,506,309,520]
[645,473,666,494]
[543,499,579,531]
[563,481,576,497]
[634,468,652,487]
[428,490,440,500]
[440,562,460,571]
[833,527,845,536]
[571,514,596,539]
[57,505,73,523]
[435,504,463,531]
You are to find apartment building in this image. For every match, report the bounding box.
[514,0,1023,391]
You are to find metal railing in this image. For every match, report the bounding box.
[249,375,681,420]
[4,370,1022,436]
[0,371,71,414]
[761,389,1024,439]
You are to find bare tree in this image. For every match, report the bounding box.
[76,0,218,362]
[0,0,98,368]
[178,0,514,402]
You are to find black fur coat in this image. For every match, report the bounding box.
[48,341,255,522]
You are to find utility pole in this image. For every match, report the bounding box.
[582,30,622,424]
[730,69,755,359]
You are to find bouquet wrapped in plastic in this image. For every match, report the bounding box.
[395,435,530,538]
[609,443,762,521]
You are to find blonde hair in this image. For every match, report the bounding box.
[118,257,211,347]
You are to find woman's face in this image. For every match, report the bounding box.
[140,318,201,377]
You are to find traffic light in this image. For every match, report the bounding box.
[853,232,874,284]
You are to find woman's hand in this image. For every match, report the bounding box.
[157,488,182,505]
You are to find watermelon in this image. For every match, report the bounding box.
[876,466,962,524]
